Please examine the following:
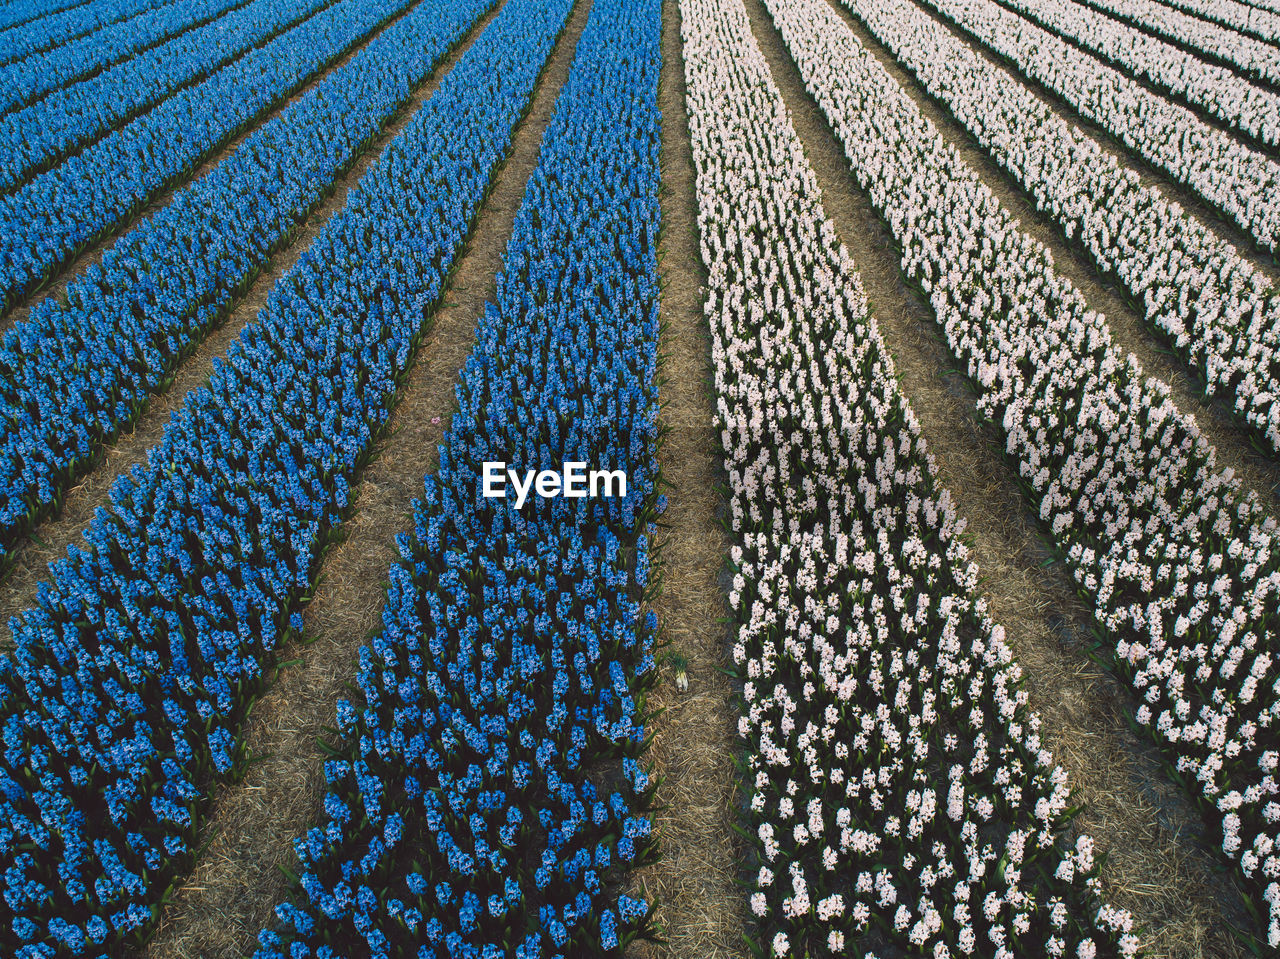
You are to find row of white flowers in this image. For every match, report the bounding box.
[765,0,1280,946]
[997,0,1280,149]
[680,0,1137,954]
[916,0,1280,254]
[841,0,1280,498]
[1079,0,1280,89]
[1155,0,1280,44]
[1240,0,1280,17]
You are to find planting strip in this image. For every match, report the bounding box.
[765,0,1280,944]
[0,0,570,951]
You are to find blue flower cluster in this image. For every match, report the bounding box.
[254,1,665,956]
[0,0,333,193]
[0,0,410,311]
[0,0,248,115]
[0,0,568,952]
[0,0,167,66]
[0,0,489,567]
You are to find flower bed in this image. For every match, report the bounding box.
[680,0,1138,954]
[0,0,93,38]
[253,2,667,954]
[996,0,1280,150]
[0,0,490,567]
[0,0,570,951]
[0,0,249,116]
[1157,0,1280,45]
[0,0,414,310]
[917,0,1280,254]
[0,0,167,67]
[842,0,1280,464]
[1079,0,1280,90]
[0,0,334,193]
[766,0,1280,944]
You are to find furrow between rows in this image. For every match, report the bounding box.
[625,0,749,955]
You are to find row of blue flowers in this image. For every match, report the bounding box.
[0,0,482,567]
[0,0,571,953]
[0,0,336,193]
[0,0,409,312]
[0,0,166,66]
[0,0,250,116]
[253,0,665,955]
[0,0,92,38]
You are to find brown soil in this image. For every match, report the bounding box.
[0,0,508,643]
[0,0,416,337]
[741,0,1255,953]
[626,0,750,955]
[138,0,593,955]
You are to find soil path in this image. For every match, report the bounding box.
[626,0,749,955]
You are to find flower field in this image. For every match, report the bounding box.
[0,0,1278,955]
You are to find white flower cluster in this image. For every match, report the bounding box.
[842,0,1280,459]
[680,0,1136,954]
[1157,0,1280,44]
[998,0,1280,149]
[917,0,1280,254]
[765,0,1280,946]
[1081,0,1280,89]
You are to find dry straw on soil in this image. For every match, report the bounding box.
[626,0,750,955]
